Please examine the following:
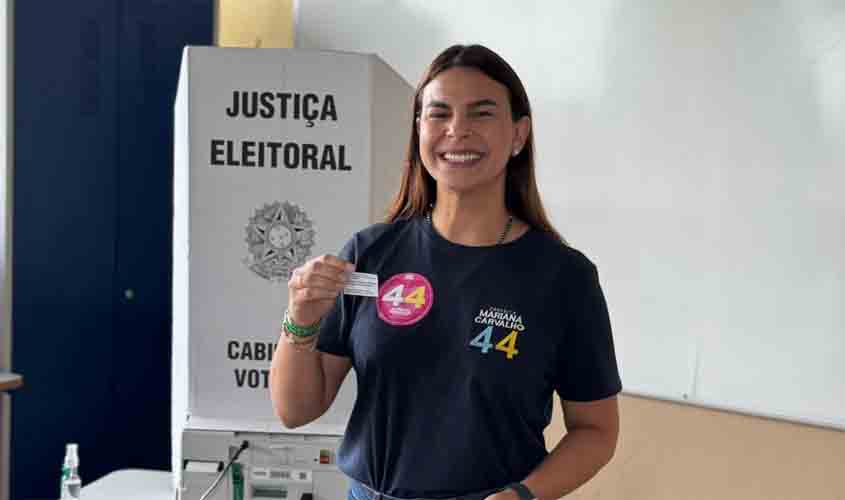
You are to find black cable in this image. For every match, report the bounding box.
[199,440,249,500]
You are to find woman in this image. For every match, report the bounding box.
[270,44,621,500]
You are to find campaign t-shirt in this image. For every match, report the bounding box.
[317,217,621,498]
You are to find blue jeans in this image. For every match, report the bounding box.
[347,478,501,500]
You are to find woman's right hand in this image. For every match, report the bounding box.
[287,254,354,327]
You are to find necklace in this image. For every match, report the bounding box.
[425,210,514,245]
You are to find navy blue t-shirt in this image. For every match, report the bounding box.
[317,217,621,498]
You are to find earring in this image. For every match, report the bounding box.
[512,148,521,157]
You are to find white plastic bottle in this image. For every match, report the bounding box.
[60,443,81,499]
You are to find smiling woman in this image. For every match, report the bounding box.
[270,44,622,500]
[416,67,527,203]
[387,45,564,247]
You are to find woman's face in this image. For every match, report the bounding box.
[417,67,529,197]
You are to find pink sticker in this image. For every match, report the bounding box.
[377,273,435,326]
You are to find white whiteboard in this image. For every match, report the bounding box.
[295,0,845,430]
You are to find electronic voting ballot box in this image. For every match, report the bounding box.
[172,47,412,500]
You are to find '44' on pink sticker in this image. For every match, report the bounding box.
[377,273,434,326]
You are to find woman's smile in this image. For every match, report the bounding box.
[438,150,486,167]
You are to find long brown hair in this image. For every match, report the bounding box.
[385,44,564,244]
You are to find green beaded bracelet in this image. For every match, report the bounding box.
[283,309,321,338]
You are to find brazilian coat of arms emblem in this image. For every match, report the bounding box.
[244,201,315,281]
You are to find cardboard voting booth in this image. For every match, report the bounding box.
[172,46,412,499]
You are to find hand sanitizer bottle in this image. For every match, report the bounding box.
[60,443,81,499]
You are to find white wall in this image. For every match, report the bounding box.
[295,1,845,429]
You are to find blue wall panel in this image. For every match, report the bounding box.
[12,2,213,498]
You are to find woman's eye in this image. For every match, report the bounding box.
[473,110,494,117]
[428,112,449,119]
